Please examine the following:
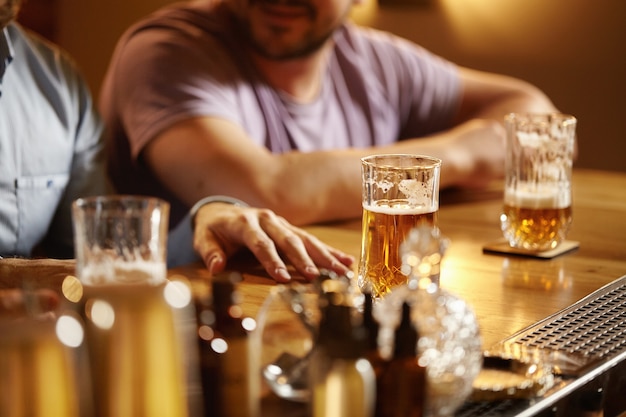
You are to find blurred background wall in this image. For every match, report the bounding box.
[19,0,626,172]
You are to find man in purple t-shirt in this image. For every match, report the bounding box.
[100,0,557,230]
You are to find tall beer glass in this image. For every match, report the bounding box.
[0,291,93,417]
[501,113,576,251]
[72,196,190,417]
[358,154,441,299]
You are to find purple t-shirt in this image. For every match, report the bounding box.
[99,0,461,226]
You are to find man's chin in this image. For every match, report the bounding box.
[251,43,309,61]
[248,32,332,61]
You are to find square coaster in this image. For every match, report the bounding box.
[482,239,580,259]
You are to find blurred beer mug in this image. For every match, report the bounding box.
[500,113,576,251]
[72,196,192,417]
[0,288,93,417]
[358,154,441,299]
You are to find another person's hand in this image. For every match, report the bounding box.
[0,288,59,318]
[443,118,506,189]
[193,203,355,282]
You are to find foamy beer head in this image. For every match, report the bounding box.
[358,154,441,298]
[72,195,169,284]
[502,113,576,251]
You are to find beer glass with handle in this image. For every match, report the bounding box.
[501,113,576,251]
[358,154,441,299]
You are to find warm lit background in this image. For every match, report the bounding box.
[19,0,626,172]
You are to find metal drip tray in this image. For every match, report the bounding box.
[498,274,626,376]
[457,275,626,417]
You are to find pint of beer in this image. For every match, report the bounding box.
[501,113,576,251]
[358,155,441,299]
[72,196,192,417]
[0,293,92,417]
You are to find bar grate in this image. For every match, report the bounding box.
[456,275,626,417]
[500,275,626,372]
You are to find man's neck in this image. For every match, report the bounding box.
[251,44,332,104]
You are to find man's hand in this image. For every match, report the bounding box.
[443,118,507,189]
[193,203,354,282]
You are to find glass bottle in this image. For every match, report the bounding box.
[195,273,259,417]
[376,301,426,417]
[362,291,386,378]
[310,301,376,417]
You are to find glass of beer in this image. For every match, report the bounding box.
[358,154,441,299]
[501,113,577,251]
[72,196,193,417]
[0,288,93,417]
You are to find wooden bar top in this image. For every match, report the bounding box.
[1,168,625,416]
[178,168,626,350]
[2,169,625,350]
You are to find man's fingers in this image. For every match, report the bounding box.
[260,214,355,280]
[297,234,354,276]
[193,227,229,276]
[242,230,293,282]
[194,205,355,282]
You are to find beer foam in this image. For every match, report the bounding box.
[516,131,547,149]
[505,184,570,209]
[363,202,435,215]
[79,260,166,286]
[398,178,435,207]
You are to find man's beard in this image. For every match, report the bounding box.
[237,0,335,61]
[245,25,334,61]
[0,0,20,30]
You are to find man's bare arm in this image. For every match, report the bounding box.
[143,67,558,226]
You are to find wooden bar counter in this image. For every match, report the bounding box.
[177,168,625,351]
[1,168,625,416]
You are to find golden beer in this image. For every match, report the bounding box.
[501,186,572,251]
[502,113,576,251]
[78,264,189,417]
[0,317,83,417]
[358,201,437,298]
